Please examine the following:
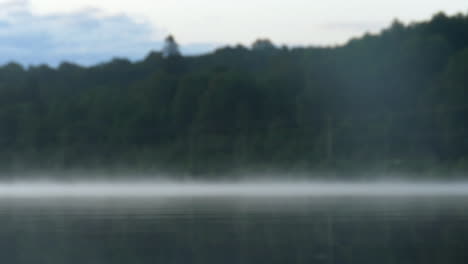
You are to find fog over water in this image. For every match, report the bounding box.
[1,180,468,264]
[1,181,468,198]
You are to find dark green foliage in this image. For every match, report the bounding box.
[1,12,468,175]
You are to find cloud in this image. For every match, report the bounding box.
[321,21,389,34]
[0,0,216,66]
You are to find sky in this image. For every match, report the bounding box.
[0,0,466,66]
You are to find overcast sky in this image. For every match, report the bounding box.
[0,0,466,66]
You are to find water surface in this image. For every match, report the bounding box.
[1,183,468,264]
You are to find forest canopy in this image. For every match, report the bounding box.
[1,12,468,176]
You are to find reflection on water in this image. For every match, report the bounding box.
[0,184,468,263]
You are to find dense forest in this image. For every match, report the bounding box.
[1,12,468,177]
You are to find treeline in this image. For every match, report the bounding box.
[1,12,468,176]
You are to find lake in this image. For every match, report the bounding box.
[1,182,468,264]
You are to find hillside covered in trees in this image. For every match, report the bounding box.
[1,12,468,177]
